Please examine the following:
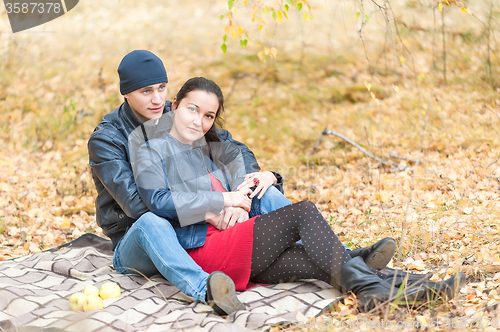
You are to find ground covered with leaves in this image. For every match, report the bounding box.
[1,0,500,330]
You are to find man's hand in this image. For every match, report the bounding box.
[236,172,277,199]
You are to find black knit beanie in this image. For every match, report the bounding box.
[118,50,168,95]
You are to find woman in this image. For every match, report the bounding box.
[132,77,465,312]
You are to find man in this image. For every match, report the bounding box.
[88,50,397,315]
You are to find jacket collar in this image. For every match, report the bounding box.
[122,99,143,130]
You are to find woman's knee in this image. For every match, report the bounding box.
[293,201,321,227]
[295,200,316,211]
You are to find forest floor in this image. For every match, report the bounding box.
[1,0,500,330]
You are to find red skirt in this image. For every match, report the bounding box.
[187,216,258,291]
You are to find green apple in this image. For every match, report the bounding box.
[69,292,87,311]
[82,285,100,297]
[100,282,121,300]
[83,294,103,312]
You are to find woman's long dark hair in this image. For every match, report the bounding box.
[173,77,225,167]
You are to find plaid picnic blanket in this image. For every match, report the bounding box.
[0,234,343,331]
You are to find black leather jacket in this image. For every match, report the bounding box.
[88,100,283,249]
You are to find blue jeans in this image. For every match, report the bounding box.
[113,212,209,302]
[250,185,292,216]
[113,186,288,303]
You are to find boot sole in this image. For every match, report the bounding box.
[208,272,245,315]
[365,238,396,270]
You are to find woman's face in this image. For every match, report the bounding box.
[170,90,219,145]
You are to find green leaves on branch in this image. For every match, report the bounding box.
[221,34,246,53]
[220,0,312,56]
[355,12,369,22]
[221,35,228,54]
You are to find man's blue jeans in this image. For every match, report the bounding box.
[113,212,209,302]
[113,185,289,303]
[250,185,292,215]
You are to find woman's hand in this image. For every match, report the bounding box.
[236,172,277,199]
[206,207,249,230]
[222,190,252,212]
[219,207,249,230]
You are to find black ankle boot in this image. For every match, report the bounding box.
[206,271,245,315]
[341,257,466,312]
[408,272,466,302]
[379,267,433,288]
[349,238,396,270]
[341,257,424,312]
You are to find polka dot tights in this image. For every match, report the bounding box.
[250,200,351,287]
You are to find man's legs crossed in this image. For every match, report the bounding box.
[113,212,209,303]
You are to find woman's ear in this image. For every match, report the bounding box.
[171,97,177,111]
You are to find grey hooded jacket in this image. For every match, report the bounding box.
[88,100,283,249]
[130,112,247,248]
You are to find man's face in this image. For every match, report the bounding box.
[124,82,168,122]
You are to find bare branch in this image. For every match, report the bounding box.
[441,7,447,85]
[389,154,417,163]
[310,127,326,155]
[315,128,396,167]
[358,0,375,78]
[486,156,500,169]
